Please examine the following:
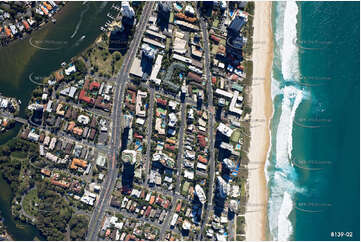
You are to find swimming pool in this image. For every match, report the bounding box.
[174,3,182,11]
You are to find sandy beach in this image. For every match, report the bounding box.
[245,1,274,241]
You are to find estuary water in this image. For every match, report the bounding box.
[0,2,113,240]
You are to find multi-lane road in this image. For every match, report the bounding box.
[198,17,217,240]
[86,4,218,240]
[175,101,187,194]
[86,2,155,240]
[143,87,155,186]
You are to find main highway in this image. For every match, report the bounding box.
[198,16,217,240]
[86,2,155,240]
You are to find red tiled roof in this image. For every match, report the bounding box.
[149,196,155,205]
[163,200,170,209]
[210,35,220,43]
[95,96,110,110]
[22,20,30,30]
[187,72,203,83]
[165,144,176,151]
[90,81,101,90]
[176,202,182,212]
[145,206,152,217]
[79,89,94,104]
[4,26,11,37]
[197,134,206,147]
[156,98,168,106]
[50,178,70,188]
[134,133,143,140]
[198,155,208,164]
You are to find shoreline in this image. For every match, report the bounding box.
[0,4,66,50]
[245,1,274,241]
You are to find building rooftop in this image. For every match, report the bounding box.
[129,57,143,78]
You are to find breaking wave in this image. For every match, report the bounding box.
[266,1,306,240]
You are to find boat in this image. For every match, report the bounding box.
[61,62,66,67]
[195,184,206,204]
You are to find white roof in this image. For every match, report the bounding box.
[182,220,191,230]
[77,114,90,125]
[145,29,166,40]
[170,213,179,226]
[185,5,195,15]
[0,99,9,108]
[172,53,191,64]
[217,123,233,137]
[164,176,173,183]
[215,88,233,99]
[143,37,165,49]
[60,86,77,98]
[129,57,143,78]
[197,162,207,170]
[184,170,194,180]
[150,54,163,85]
[96,153,107,167]
[173,37,187,55]
[174,20,199,31]
[64,65,76,75]
[229,90,243,115]
[168,100,178,109]
[174,31,184,39]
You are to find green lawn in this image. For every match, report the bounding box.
[11,151,27,159]
[212,19,219,28]
[211,44,218,55]
[241,181,246,198]
[170,12,174,23]
[236,235,245,241]
[89,40,125,77]
[230,129,241,143]
[166,38,171,51]
[236,216,245,235]
[23,188,40,217]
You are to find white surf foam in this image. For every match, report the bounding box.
[267,1,302,241]
[287,87,303,160]
[271,76,282,101]
[278,191,294,240]
[276,85,302,170]
[281,1,299,81]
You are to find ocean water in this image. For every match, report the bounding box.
[267,2,359,241]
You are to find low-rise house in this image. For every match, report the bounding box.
[89,128,96,140]
[70,158,87,170]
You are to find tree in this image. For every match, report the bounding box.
[69,215,89,240]
[113,51,121,61]
[75,59,87,74]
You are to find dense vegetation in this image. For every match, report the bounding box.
[69,214,89,240]
[0,137,77,240]
[35,181,73,240]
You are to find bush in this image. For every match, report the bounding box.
[113,51,121,61]
[75,59,87,74]
[69,215,89,241]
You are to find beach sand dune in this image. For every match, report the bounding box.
[245,1,273,241]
